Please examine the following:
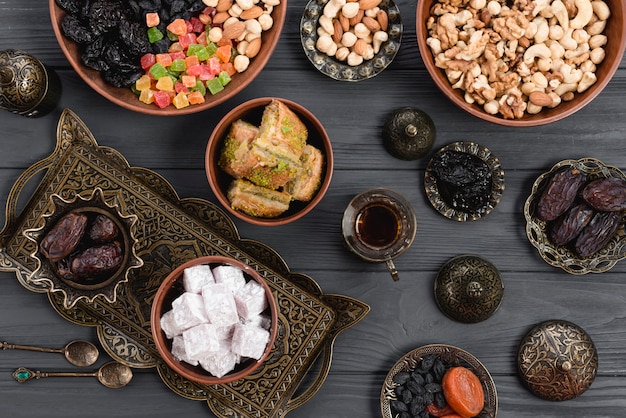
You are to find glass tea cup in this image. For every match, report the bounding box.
[342,188,417,281]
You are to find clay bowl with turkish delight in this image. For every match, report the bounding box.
[151,255,278,384]
[206,97,333,226]
[416,0,626,126]
[49,0,287,115]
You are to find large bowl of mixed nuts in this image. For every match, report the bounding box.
[417,0,626,126]
[49,0,286,115]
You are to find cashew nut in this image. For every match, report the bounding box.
[577,71,597,92]
[570,0,594,29]
[323,0,346,18]
[591,0,610,21]
[523,43,551,65]
[372,31,388,53]
[589,47,605,64]
[550,0,569,31]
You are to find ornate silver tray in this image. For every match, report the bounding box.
[0,109,370,418]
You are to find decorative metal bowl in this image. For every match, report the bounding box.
[381,344,498,418]
[424,141,505,221]
[300,0,402,81]
[151,255,278,385]
[524,158,626,274]
[23,188,143,309]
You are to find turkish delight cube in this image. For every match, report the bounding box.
[201,282,239,326]
[234,279,268,320]
[244,312,272,330]
[183,264,215,294]
[172,292,209,331]
[212,264,246,292]
[171,335,199,366]
[199,348,240,378]
[231,323,270,360]
[182,323,220,360]
[160,309,183,339]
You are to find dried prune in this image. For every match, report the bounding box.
[88,214,120,243]
[537,167,587,221]
[582,177,626,212]
[61,15,93,45]
[69,242,123,280]
[439,178,491,213]
[40,212,88,262]
[56,0,82,14]
[574,211,621,257]
[432,151,491,187]
[549,203,595,246]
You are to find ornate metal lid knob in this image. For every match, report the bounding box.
[516,319,598,401]
[434,254,504,323]
[0,49,61,117]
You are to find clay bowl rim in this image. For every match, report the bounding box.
[150,255,279,385]
[205,96,334,226]
[48,0,287,116]
[415,0,626,127]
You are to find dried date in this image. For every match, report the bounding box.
[68,243,123,280]
[574,211,621,257]
[549,203,595,246]
[40,212,88,262]
[582,177,626,212]
[88,214,120,243]
[537,167,587,222]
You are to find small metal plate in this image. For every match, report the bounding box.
[517,320,598,401]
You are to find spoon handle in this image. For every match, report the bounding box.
[12,367,96,382]
[2,341,62,354]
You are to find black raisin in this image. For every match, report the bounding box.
[392,372,411,385]
[406,380,426,395]
[390,400,408,413]
[411,371,425,386]
[401,389,413,404]
[425,382,442,393]
[432,151,491,187]
[433,358,446,381]
[423,391,434,405]
[434,391,447,409]
[417,354,436,373]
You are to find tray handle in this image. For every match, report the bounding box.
[283,340,334,414]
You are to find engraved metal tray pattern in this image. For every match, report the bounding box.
[0,109,370,418]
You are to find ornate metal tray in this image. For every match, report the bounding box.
[0,109,370,417]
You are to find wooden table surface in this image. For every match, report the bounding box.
[1,0,625,417]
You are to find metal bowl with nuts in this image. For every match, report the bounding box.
[301,0,403,81]
[416,0,626,126]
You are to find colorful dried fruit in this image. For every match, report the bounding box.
[536,167,587,222]
[40,212,88,262]
[574,211,621,257]
[549,203,595,246]
[441,366,485,418]
[582,177,626,212]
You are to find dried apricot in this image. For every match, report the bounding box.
[441,366,485,418]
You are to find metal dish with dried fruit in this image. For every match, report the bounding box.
[524,157,626,274]
[424,141,505,221]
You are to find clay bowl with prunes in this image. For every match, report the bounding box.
[206,97,333,226]
[24,189,143,309]
[49,0,287,115]
[381,344,498,418]
[416,0,626,126]
[424,142,505,222]
[525,158,626,274]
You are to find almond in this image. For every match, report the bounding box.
[376,9,388,31]
[216,0,233,12]
[362,16,380,31]
[332,18,344,44]
[358,0,381,10]
[222,20,246,39]
[212,11,230,24]
[245,37,262,58]
[240,5,264,19]
[529,91,553,107]
[339,13,350,32]
[349,9,364,26]
[353,38,368,56]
